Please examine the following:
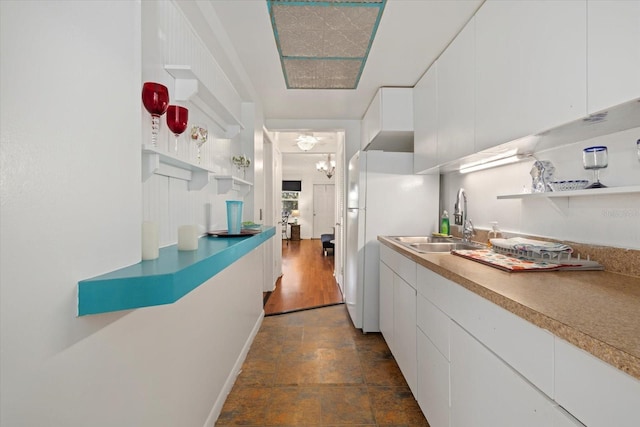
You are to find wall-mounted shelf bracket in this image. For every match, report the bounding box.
[214,175,252,195]
[164,65,244,139]
[142,144,214,190]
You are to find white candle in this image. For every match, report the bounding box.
[178,225,198,251]
[141,221,159,260]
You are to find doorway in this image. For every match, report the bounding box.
[313,184,335,238]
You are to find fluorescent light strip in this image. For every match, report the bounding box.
[459,155,529,174]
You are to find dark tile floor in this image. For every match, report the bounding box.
[216,305,429,426]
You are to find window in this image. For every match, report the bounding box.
[282,191,299,215]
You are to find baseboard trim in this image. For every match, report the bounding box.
[203,311,265,427]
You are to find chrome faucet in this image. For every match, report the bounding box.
[454,188,475,242]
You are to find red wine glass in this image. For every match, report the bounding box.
[166,105,189,152]
[141,82,169,147]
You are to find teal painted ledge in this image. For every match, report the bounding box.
[78,227,275,316]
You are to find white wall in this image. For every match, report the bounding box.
[141,1,258,241]
[1,1,266,426]
[441,127,640,249]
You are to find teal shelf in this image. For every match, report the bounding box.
[78,227,275,316]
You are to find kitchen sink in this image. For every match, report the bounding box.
[408,242,484,253]
[393,236,456,244]
[391,236,485,253]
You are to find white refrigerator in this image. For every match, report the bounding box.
[345,151,439,332]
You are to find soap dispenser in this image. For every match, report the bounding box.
[487,221,502,247]
[440,210,450,236]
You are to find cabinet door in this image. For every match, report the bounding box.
[448,282,554,397]
[555,337,640,427]
[361,90,381,150]
[417,329,450,427]
[475,0,586,151]
[414,64,438,173]
[393,274,417,395]
[437,18,475,165]
[380,87,413,131]
[450,323,570,427]
[587,0,640,113]
[379,261,394,351]
[417,293,450,361]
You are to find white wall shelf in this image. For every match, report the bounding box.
[214,175,252,195]
[164,65,244,139]
[497,185,640,200]
[142,144,214,190]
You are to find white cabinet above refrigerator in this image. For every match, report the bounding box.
[361,88,414,152]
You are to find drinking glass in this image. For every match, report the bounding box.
[582,146,608,189]
[190,125,208,163]
[166,105,189,152]
[141,82,169,147]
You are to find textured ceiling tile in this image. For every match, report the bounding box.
[269,0,386,89]
[279,29,325,57]
[272,5,324,32]
[322,29,372,57]
[284,59,361,89]
[323,6,379,32]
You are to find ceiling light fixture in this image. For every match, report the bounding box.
[296,135,318,151]
[316,154,336,179]
[266,0,387,89]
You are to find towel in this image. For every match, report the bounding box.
[490,237,573,255]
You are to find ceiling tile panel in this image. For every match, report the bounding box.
[322,30,372,58]
[284,59,361,89]
[268,0,386,89]
[279,29,325,57]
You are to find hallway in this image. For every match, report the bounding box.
[264,239,343,315]
[215,304,429,426]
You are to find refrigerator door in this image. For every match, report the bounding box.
[345,207,362,328]
[345,150,440,333]
[361,151,440,332]
[347,151,366,209]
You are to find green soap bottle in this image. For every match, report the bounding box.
[440,210,450,236]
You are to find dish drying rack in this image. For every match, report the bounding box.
[490,238,604,270]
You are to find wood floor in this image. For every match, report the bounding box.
[264,239,344,315]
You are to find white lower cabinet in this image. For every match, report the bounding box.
[555,337,640,427]
[379,261,395,352]
[450,322,582,427]
[417,295,450,427]
[381,245,634,427]
[379,250,417,395]
[448,280,554,397]
[394,273,417,395]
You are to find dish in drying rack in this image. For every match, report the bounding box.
[548,180,589,192]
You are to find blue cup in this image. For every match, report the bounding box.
[226,200,243,234]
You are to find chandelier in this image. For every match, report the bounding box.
[316,154,336,179]
[296,135,318,151]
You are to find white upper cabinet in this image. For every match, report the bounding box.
[413,64,438,173]
[475,0,587,152]
[587,0,640,113]
[362,87,414,152]
[437,18,475,165]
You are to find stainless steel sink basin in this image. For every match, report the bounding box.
[393,236,456,244]
[408,242,484,253]
[391,236,485,253]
